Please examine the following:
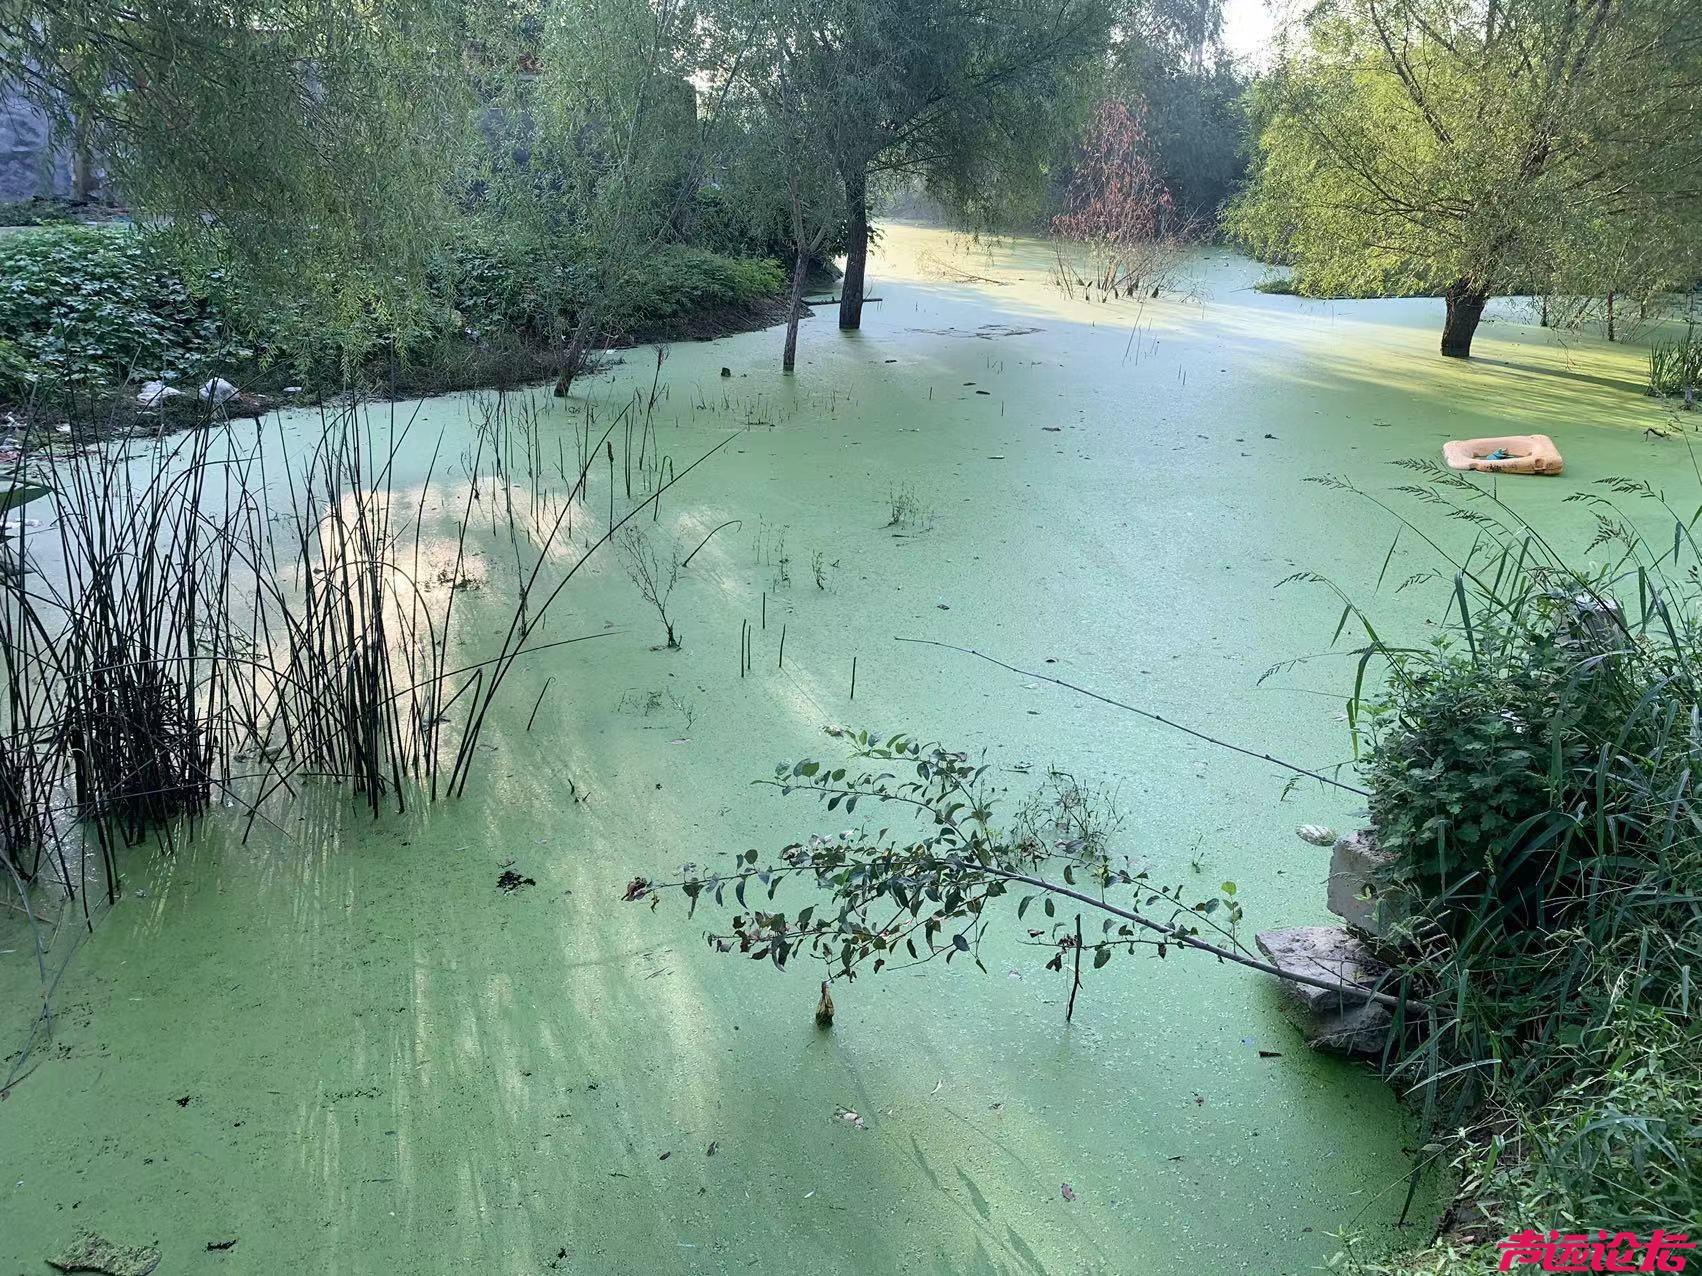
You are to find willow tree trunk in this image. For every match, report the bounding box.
[1441,279,1489,358]
[554,312,597,397]
[72,118,98,204]
[838,166,869,331]
[782,247,811,373]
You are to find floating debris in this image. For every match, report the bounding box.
[47,1231,160,1276]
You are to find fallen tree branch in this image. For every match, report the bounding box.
[965,860,1428,1014]
[894,636,1370,797]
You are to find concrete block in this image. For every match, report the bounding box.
[1327,827,1395,934]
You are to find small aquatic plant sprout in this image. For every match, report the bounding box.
[885,483,934,530]
[770,526,791,589]
[618,526,684,650]
[1012,767,1126,862]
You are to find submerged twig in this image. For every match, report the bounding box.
[893,637,1367,796]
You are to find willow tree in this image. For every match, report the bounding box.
[1,0,472,339]
[469,0,766,396]
[1101,0,1246,222]
[1230,0,1702,359]
[717,15,846,373]
[758,0,1114,331]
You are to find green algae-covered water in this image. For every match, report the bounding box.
[0,225,1684,1274]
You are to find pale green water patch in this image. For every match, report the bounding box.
[0,226,1682,1274]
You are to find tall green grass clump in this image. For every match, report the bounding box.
[1321,464,1702,1261]
[1648,332,1702,400]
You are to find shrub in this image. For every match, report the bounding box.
[1330,465,1702,1240]
[435,225,571,343]
[1362,592,1643,932]
[1252,272,1439,299]
[592,246,783,334]
[0,222,785,409]
[680,185,793,261]
[0,198,74,227]
[0,337,30,400]
[0,225,256,396]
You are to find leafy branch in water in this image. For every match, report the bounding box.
[625,731,1329,1017]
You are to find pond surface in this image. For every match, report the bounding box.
[0,224,1680,1274]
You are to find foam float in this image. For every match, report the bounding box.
[1442,433,1563,476]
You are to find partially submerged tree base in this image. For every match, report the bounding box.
[1441,281,1489,358]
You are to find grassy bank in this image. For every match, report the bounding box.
[0,222,788,427]
[1318,468,1702,1269]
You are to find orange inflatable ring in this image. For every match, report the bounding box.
[1442,433,1563,476]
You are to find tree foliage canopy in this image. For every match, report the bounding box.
[1229,0,1702,316]
[3,0,473,330]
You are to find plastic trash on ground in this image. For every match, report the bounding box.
[199,377,239,405]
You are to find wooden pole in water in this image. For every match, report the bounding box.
[778,624,786,669]
[1067,913,1084,1023]
[850,656,857,701]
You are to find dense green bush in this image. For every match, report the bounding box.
[1334,465,1702,1241]
[0,222,784,407]
[436,226,571,343]
[0,226,255,396]
[0,198,75,227]
[593,246,782,332]
[1252,271,1439,300]
[435,231,782,339]
[1363,594,1645,931]
[682,185,806,263]
[0,337,31,400]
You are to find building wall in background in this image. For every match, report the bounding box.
[0,86,73,201]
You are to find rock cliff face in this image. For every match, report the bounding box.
[0,87,72,201]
